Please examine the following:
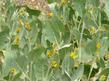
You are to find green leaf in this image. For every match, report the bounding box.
[26,6,41,16]
[62,55,74,75]
[0,30,9,49]
[78,39,96,63]
[2,49,17,76]
[104,0,109,20]
[71,64,84,81]
[97,58,105,68]
[27,47,45,62]
[16,55,29,71]
[73,0,86,17]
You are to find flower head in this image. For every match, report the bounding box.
[15,36,20,45]
[104,53,109,60]
[99,75,106,81]
[18,7,26,16]
[61,0,68,6]
[25,22,31,31]
[50,61,59,68]
[70,52,78,60]
[16,27,21,33]
[47,49,55,58]
[48,12,54,17]
[18,19,24,26]
[90,27,97,34]
[10,68,17,76]
[96,42,101,49]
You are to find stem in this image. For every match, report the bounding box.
[29,61,33,81]
[45,66,51,79]
[88,65,93,80]
[79,22,85,61]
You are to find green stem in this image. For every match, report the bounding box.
[88,65,93,80]
[46,66,51,79]
[79,22,85,61]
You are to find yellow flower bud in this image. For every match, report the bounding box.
[96,42,101,49]
[18,19,24,26]
[16,27,21,33]
[48,12,54,17]
[90,27,97,34]
[15,36,20,45]
[25,22,31,31]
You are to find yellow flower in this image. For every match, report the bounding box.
[96,42,101,49]
[10,68,17,76]
[16,27,21,33]
[70,52,78,60]
[90,27,97,34]
[104,53,109,60]
[51,61,59,68]
[18,19,24,26]
[15,36,20,45]
[61,0,68,6]
[48,12,54,17]
[99,75,106,81]
[47,49,55,58]
[18,7,26,16]
[25,22,31,31]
